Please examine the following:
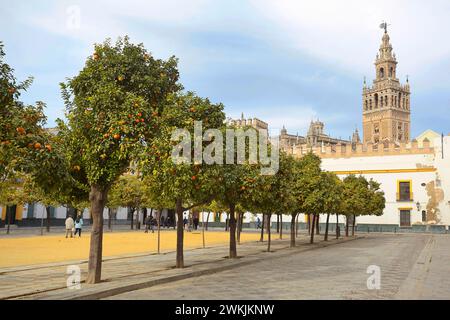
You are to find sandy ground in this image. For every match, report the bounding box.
[0,229,260,268]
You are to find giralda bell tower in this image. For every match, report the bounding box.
[362,23,411,145]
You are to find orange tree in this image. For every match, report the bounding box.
[139,92,225,268]
[108,174,146,229]
[320,171,343,241]
[365,179,386,225]
[57,37,180,283]
[0,42,72,233]
[245,170,278,252]
[291,152,322,246]
[244,153,296,252]
[213,125,262,259]
[274,153,299,246]
[0,42,65,192]
[303,169,343,244]
[340,175,370,236]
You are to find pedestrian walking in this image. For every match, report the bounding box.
[193,217,199,230]
[74,216,83,237]
[149,216,155,233]
[256,216,261,229]
[144,215,152,233]
[65,215,74,238]
[183,215,188,229]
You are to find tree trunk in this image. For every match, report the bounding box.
[176,199,184,268]
[276,215,279,233]
[135,207,140,230]
[295,214,299,237]
[310,214,316,244]
[307,214,311,235]
[290,214,296,247]
[225,213,229,231]
[345,216,349,237]
[267,213,272,252]
[6,206,11,235]
[324,213,330,241]
[142,208,147,229]
[40,206,45,236]
[86,185,107,284]
[157,209,161,254]
[336,214,339,239]
[46,206,51,232]
[315,214,320,235]
[260,214,264,242]
[202,212,206,248]
[240,213,244,232]
[280,214,283,239]
[206,212,211,231]
[107,208,112,231]
[130,207,134,230]
[352,214,356,236]
[236,212,241,245]
[229,203,237,259]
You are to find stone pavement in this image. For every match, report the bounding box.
[1,231,356,300]
[395,235,450,299]
[105,233,450,300]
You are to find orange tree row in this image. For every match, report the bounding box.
[0,37,385,285]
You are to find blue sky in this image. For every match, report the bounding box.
[1,0,450,139]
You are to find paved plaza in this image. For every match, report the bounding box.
[1,232,449,300]
[106,233,450,300]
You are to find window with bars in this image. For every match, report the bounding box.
[398,181,412,201]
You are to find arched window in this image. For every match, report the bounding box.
[374,93,379,108]
[379,68,385,78]
[385,95,388,106]
[365,100,368,111]
[370,100,372,110]
[398,93,402,108]
[380,96,384,107]
[389,67,393,78]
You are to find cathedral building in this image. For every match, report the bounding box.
[278,120,352,153]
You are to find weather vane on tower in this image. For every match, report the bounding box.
[379,21,390,33]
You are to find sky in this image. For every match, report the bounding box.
[1,0,450,139]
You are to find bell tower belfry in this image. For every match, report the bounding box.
[362,24,411,145]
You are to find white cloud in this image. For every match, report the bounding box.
[29,0,209,41]
[250,0,450,84]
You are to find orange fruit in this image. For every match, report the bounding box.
[113,134,120,140]
[34,142,41,149]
